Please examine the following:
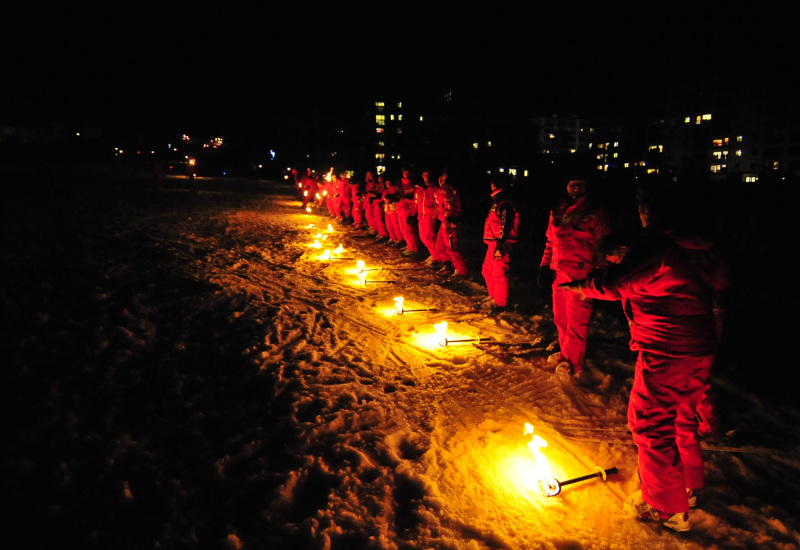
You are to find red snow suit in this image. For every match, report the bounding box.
[540,195,610,371]
[482,188,519,308]
[567,228,730,515]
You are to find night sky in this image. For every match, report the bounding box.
[4,5,795,144]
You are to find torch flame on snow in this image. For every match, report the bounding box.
[524,423,560,496]
[357,271,367,285]
[309,239,322,249]
[327,224,334,233]
[434,321,448,347]
[394,296,404,315]
[357,260,366,272]
[318,249,331,260]
[332,244,345,255]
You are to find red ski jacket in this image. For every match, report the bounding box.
[541,195,611,278]
[573,229,730,357]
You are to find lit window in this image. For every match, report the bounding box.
[398,114,403,121]
[419,116,423,122]
[613,152,618,158]
[685,117,692,123]
[376,128,384,133]
[376,115,385,125]
[397,102,402,108]
[390,115,395,121]
[713,139,724,147]
[614,142,619,147]
[736,150,742,156]
[773,161,780,170]
[696,116,702,124]
[488,141,492,147]
[737,136,743,142]
[624,162,630,168]
[524,170,529,177]
[713,152,722,159]
[375,101,384,109]
[473,142,479,150]
[703,114,712,120]
[509,168,517,176]
[378,141,385,147]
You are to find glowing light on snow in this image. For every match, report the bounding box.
[394,296,404,315]
[327,224,334,233]
[357,260,365,272]
[435,321,448,347]
[309,239,322,249]
[318,249,331,261]
[332,244,345,255]
[524,422,553,487]
[357,271,367,285]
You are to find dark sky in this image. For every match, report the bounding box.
[3,5,794,144]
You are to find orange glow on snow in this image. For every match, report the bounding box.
[394,296,404,314]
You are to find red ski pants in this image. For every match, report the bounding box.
[628,351,713,515]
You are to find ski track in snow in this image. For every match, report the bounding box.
[5,179,800,550]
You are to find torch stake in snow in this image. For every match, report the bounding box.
[439,337,491,347]
[539,466,618,497]
[394,296,437,315]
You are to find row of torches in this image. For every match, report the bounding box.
[304,222,617,496]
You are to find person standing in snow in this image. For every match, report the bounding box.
[558,184,730,533]
[481,174,519,316]
[435,170,469,280]
[396,168,422,258]
[538,177,611,377]
[416,169,441,268]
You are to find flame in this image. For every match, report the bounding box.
[319,249,331,260]
[357,271,367,285]
[327,224,334,233]
[309,239,322,248]
[434,321,448,347]
[524,423,560,496]
[356,260,366,272]
[394,296,404,315]
[306,223,315,229]
[332,244,345,255]
[314,232,323,239]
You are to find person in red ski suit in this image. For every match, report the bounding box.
[301,170,318,210]
[559,187,730,532]
[370,174,390,241]
[416,170,441,266]
[539,178,611,376]
[481,175,519,315]
[349,176,366,229]
[382,179,403,246]
[363,171,377,233]
[435,171,468,278]
[396,169,422,257]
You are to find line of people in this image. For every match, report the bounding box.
[294,167,470,283]
[296,165,730,533]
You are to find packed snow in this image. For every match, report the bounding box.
[4,169,799,550]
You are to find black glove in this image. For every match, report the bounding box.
[537,266,553,288]
[406,215,418,226]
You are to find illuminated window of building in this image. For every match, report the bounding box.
[376,128,384,133]
[713,151,722,159]
[648,145,663,152]
[737,136,743,142]
[375,101,384,109]
[390,115,395,121]
[613,152,618,158]
[736,150,742,156]
[509,168,517,176]
[696,116,702,124]
[597,143,605,149]
[549,134,556,139]
[710,165,725,173]
[524,170,529,177]
[419,116,423,122]
[596,165,604,171]
[685,117,692,123]
[745,175,758,182]
[647,168,658,174]
[624,162,630,168]
[773,161,780,170]
[473,142,479,150]
[376,115,385,125]
[397,102,402,108]
[597,154,603,160]
[398,114,403,121]
[713,139,724,147]
[614,142,619,147]
[703,114,712,120]
[397,128,402,134]
[488,141,492,147]
[375,153,385,160]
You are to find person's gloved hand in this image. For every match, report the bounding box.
[537,266,553,288]
[493,241,509,260]
[406,215,418,225]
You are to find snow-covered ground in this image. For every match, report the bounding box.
[4,172,799,550]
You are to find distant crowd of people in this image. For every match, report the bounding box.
[293,164,730,534]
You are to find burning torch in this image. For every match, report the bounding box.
[394,296,437,315]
